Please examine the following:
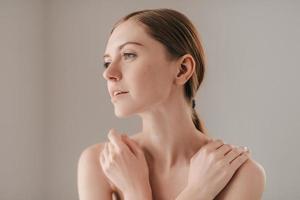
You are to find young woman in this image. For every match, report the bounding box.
[77,8,266,200]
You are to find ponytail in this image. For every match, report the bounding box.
[191,100,209,135]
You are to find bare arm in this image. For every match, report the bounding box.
[77,144,113,200]
[175,186,212,200]
[175,158,266,200]
[215,158,266,200]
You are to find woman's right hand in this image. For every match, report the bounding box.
[187,139,250,200]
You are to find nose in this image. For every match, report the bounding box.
[102,62,122,81]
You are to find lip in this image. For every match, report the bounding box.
[109,88,129,98]
[111,91,129,101]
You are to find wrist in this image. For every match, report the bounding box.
[124,182,152,200]
[191,185,213,200]
[176,185,212,200]
[124,191,152,200]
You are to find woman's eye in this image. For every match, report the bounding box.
[123,53,136,59]
[103,62,110,69]
[103,53,136,69]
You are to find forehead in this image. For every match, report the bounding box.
[104,20,154,54]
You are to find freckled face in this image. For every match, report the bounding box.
[102,20,177,117]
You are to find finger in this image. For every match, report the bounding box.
[230,151,250,170]
[120,134,135,155]
[101,143,109,166]
[103,143,108,157]
[107,129,127,152]
[99,145,106,166]
[122,135,140,156]
[205,139,224,151]
[108,142,114,162]
[224,146,247,164]
[215,143,233,157]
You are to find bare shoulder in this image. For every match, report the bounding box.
[78,143,104,170]
[77,143,114,200]
[216,156,266,200]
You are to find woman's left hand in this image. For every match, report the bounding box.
[99,128,152,197]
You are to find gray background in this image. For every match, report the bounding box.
[1,0,299,199]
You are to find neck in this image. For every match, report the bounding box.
[137,94,206,172]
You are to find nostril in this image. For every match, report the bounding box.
[103,68,122,81]
[109,77,119,81]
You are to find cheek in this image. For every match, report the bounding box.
[129,63,171,101]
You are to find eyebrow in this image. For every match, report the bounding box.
[103,41,144,59]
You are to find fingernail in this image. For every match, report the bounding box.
[108,129,116,138]
[109,128,114,134]
[108,131,112,138]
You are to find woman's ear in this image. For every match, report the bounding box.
[175,54,195,85]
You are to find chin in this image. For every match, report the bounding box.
[114,107,135,118]
[112,99,147,118]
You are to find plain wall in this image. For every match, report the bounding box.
[1,0,300,199]
[0,0,45,199]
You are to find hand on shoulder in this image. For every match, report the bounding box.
[215,156,266,200]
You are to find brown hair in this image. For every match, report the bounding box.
[110,8,209,135]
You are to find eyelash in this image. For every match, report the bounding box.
[103,53,136,69]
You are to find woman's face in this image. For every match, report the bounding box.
[102,20,178,117]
